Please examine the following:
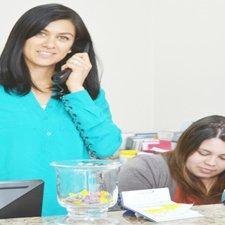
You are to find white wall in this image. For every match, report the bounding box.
[152,0,225,131]
[0,0,154,133]
[1,0,225,133]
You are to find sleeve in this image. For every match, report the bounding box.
[118,154,173,193]
[61,89,122,158]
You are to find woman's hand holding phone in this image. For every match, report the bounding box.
[62,52,92,93]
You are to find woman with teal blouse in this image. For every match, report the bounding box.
[0,4,122,216]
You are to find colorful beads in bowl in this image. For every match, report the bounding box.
[61,189,113,206]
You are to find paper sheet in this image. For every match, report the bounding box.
[121,188,203,222]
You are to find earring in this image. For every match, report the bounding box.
[68,50,72,54]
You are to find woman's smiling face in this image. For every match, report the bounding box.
[23,19,75,70]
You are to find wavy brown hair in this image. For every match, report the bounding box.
[165,115,225,204]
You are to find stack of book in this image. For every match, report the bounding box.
[125,131,182,153]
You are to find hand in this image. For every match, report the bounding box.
[62,53,92,92]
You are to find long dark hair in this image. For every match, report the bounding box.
[0,3,100,99]
[166,115,225,203]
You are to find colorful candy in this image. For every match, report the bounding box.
[61,189,113,206]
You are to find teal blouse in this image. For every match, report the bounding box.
[0,86,122,216]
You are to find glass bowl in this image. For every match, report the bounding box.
[51,159,121,224]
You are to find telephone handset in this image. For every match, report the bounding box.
[52,42,90,85]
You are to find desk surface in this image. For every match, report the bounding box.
[0,204,224,225]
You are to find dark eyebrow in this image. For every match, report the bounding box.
[41,29,74,37]
[58,32,74,37]
[198,148,210,152]
[199,148,225,156]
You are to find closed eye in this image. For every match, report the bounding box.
[219,155,225,160]
[197,149,210,156]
